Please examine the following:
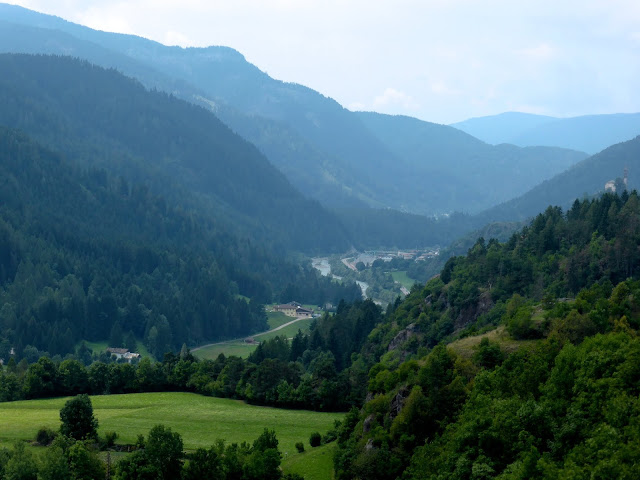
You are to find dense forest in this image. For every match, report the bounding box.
[332,191,640,479]
[0,126,361,359]
[3,180,640,478]
[0,53,352,254]
[0,297,381,409]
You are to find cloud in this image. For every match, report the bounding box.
[373,88,419,110]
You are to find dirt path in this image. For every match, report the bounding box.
[191,315,311,352]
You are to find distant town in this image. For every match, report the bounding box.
[343,248,440,270]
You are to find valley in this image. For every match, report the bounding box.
[0,3,639,480]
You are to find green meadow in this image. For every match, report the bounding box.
[0,392,343,457]
[282,442,337,480]
[193,311,315,360]
[390,270,416,290]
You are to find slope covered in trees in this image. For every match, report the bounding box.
[0,4,589,217]
[357,112,586,213]
[0,125,361,360]
[476,135,640,224]
[330,191,640,479]
[0,53,351,254]
[451,112,557,145]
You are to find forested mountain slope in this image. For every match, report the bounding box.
[0,53,351,253]
[357,112,586,213]
[510,112,640,154]
[451,112,557,145]
[0,125,362,360]
[0,4,588,216]
[476,135,640,224]
[332,191,640,479]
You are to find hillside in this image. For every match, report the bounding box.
[476,135,640,224]
[451,112,556,145]
[357,112,587,213]
[453,111,640,154]
[511,113,640,154]
[0,93,362,361]
[332,191,640,479]
[0,53,352,254]
[0,4,588,216]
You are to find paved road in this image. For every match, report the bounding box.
[192,315,311,352]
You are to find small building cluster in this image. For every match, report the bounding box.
[604,167,629,193]
[273,302,314,318]
[106,347,140,362]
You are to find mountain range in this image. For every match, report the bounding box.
[0,3,591,216]
[453,111,640,154]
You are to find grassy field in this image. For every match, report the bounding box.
[192,342,257,360]
[268,311,293,329]
[0,392,343,456]
[282,442,337,480]
[255,318,314,341]
[448,325,536,359]
[193,314,315,360]
[390,271,417,290]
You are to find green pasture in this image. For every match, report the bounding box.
[255,318,314,341]
[267,311,292,329]
[0,392,343,456]
[193,315,315,360]
[192,342,257,360]
[390,271,417,290]
[283,442,337,480]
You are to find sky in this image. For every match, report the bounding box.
[3,0,640,124]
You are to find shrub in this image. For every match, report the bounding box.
[36,426,57,446]
[309,432,321,447]
[104,431,118,448]
[295,442,305,453]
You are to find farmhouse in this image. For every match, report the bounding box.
[106,347,140,362]
[273,302,313,318]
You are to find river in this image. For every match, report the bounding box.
[312,257,369,298]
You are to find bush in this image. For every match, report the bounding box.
[295,442,305,453]
[322,429,337,444]
[104,431,118,448]
[309,432,321,447]
[36,426,57,446]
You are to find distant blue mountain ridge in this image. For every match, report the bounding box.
[452,111,640,154]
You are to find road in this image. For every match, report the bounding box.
[191,315,311,352]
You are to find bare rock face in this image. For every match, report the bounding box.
[388,323,418,352]
[389,387,409,421]
[455,290,494,330]
[363,414,375,434]
[365,438,376,451]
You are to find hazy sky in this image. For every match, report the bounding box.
[4,0,640,124]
